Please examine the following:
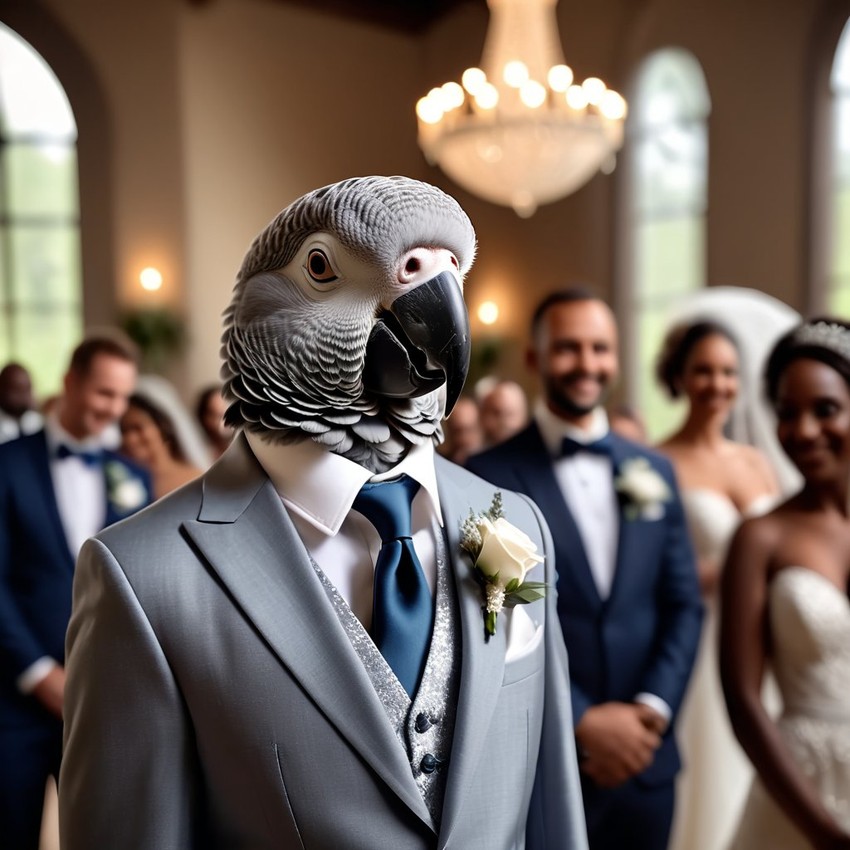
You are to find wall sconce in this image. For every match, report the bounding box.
[477,300,500,325]
[139,266,163,292]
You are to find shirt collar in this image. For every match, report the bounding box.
[245,431,443,536]
[44,412,108,455]
[533,398,610,458]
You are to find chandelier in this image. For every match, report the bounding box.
[415,0,627,217]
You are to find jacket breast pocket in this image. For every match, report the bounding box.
[502,623,544,686]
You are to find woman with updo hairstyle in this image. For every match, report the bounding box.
[721,318,850,850]
[657,319,780,850]
[121,390,205,500]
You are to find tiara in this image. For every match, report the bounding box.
[792,321,850,360]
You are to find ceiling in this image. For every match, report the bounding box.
[263,0,479,33]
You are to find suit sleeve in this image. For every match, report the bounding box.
[0,464,53,677]
[522,495,589,850]
[636,459,703,716]
[60,538,199,849]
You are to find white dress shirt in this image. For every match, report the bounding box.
[534,400,671,722]
[535,401,619,599]
[246,432,442,631]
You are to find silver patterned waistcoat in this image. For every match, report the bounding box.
[311,522,461,826]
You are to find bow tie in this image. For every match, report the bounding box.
[56,443,103,468]
[560,434,613,459]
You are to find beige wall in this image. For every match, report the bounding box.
[4,0,849,397]
[178,0,428,390]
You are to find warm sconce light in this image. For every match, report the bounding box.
[139,267,163,292]
[477,301,500,325]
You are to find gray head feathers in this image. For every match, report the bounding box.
[221,175,476,472]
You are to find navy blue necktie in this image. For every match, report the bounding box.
[56,443,103,468]
[560,433,613,459]
[353,475,433,698]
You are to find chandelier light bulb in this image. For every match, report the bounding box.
[475,82,500,110]
[600,89,627,120]
[462,67,487,95]
[547,64,574,92]
[581,76,607,105]
[519,79,547,108]
[565,84,589,110]
[441,81,465,110]
[416,96,443,124]
[503,60,529,88]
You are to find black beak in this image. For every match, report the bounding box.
[363,270,471,415]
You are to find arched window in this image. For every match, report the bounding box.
[0,22,81,396]
[620,48,710,440]
[827,17,850,314]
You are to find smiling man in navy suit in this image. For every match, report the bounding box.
[0,336,152,850]
[468,289,703,850]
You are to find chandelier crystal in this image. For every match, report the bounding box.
[416,0,627,217]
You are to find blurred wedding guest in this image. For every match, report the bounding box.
[0,335,152,849]
[439,394,482,464]
[469,289,703,850]
[609,403,647,444]
[657,320,779,850]
[721,318,850,850]
[479,379,528,446]
[0,362,43,443]
[195,383,235,459]
[121,386,206,500]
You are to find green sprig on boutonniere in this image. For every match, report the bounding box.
[460,491,547,639]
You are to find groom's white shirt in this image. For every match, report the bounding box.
[246,432,441,630]
[534,402,618,599]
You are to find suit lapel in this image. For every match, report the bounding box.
[512,425,602,609]
[434,459,508,848]
[182,437,434,831]
[606,435,641,604]
[27,431,75,568]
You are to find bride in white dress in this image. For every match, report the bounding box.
[721,318,850,850]
[655,320,780,850]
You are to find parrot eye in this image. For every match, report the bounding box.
[306,249,337,283]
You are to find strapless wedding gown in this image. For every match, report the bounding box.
[670,490,775,850]
[728,567,850,849]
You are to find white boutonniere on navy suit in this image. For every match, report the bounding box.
[614,457,672,522]
[105,460,149,517]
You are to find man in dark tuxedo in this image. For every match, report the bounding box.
[467,289,703,850]
[0,335,152,849]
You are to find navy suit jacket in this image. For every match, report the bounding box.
[0,429,152,726]
[467,422,703,785]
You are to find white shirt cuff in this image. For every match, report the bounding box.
[17,657,58,694]
[634,692,672,723]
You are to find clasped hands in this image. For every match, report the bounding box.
[576,701,667,788]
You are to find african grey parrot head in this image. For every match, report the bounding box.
[221,175,477,473]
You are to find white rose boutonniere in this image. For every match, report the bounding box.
[105,460,148,515]
[460,491,547,639]
[615,457,671,521]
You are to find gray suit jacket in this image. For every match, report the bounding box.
[60,436,587,849]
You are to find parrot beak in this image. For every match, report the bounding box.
[363,270,471,415]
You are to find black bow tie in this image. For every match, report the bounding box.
[56,443,103,468]
[560,434,613,459]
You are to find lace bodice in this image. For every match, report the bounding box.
[769,567,850,719]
